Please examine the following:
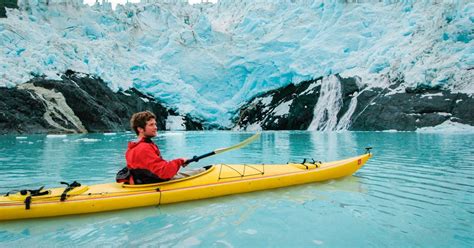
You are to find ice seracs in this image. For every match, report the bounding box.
[0,0,472,128]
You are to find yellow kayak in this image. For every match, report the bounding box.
[0,153,371,221]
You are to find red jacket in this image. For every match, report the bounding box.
[125,137,184,184]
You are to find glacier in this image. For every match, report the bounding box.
[0,0,472,127]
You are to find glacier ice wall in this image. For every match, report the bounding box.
[1,0,472,126]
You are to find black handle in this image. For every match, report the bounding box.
[184,151,216,165]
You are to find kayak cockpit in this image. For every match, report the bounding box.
[121,165,215,188]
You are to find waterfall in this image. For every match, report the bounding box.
[336,91,358,130]
[307,75,342,131]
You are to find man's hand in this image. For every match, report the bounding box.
[181,158,188,167]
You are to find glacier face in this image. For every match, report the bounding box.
[0,0,472,127]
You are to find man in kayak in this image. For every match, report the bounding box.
[118,111,188,184]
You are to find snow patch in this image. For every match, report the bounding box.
[421,93,443,98]
[259,96,273,106]
[272,100,293,117]
[300,81,320,95]
[384,86,405,97]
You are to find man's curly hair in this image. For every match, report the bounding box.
[130,111,156,135]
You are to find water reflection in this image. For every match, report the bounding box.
[308,131,359,161]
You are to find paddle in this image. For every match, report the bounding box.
[183,133,261,166]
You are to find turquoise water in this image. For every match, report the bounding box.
[0,131,473,247]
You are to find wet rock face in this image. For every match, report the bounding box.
[234,74,473,131]
[0,71,204,134]
[350,87,474,131]
[0,87,50,134]
[234,77,322,130]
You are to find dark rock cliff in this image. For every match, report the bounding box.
[0,71,204,134]
[233,77,322,130]
[234,74,473,131]
[2,71,472,134]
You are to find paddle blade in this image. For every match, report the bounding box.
[214,133,261,154]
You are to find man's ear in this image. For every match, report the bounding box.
[137,127,145,134]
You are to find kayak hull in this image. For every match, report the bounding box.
[0,153,371,221]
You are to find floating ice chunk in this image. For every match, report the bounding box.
[47,134,68,138]
[178,237,201,247]
[241,229,258,235]
[416,120,474,133]
[215,240,232,247]
[19,141,34,144]
[159,132,184,137]
[313,240,324,245]
[75,138,100,142]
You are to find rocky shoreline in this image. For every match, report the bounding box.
[233,74,473,131]
[0,71,203,135]
[1,72,472,134]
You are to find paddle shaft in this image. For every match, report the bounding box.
[183,133,260,166]
[184,151,215,165]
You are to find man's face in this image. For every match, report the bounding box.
[140,118,158,138]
